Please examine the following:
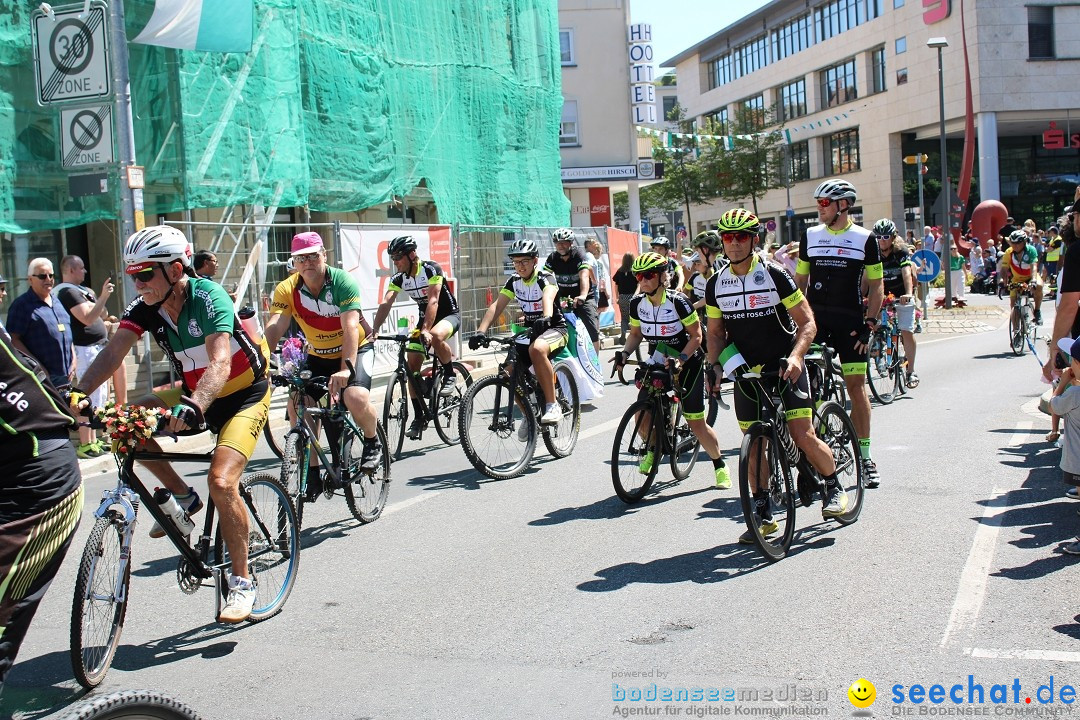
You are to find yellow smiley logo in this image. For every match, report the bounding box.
[848,678,876,709]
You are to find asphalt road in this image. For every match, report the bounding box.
[7,294,1080,719]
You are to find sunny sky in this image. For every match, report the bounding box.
[629,0,773,73]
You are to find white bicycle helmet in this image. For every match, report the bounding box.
[813,179,857,203]
[124,225,193,273]
[551,227,575,243]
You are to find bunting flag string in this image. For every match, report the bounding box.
[636,105,862,148]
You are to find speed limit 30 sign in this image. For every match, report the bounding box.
[33,4,111,105]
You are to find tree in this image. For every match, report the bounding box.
[647,104,713,244]
[700,104,785,217]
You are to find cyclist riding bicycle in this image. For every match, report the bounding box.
[704,209,841,541]
[1000,229,1043,325]
[649,236,685,292]
[543,228,600,353]
[371,235,462,440]
[470,239,568,425]
[866,219,919,388]
[263,231,383,480]
[795,179,884,488]
[611,251,731,489]
[72,225,271,623]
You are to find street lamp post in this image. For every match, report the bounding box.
[928,37,951,309]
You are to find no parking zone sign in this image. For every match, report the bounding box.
[60,104,114,167]
[33,3,111,105]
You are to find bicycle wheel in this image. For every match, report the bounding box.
[262,381,289,459]
[1009,308,1025,356]
[58,689,204,720]
[865,331,895,405]
[814,401,863,525]
[213,474,299,622]
[611,400,661,503]
[669,403,700,481]
[279,430,307,530]
[70,510,129,689]
[459,375,537,479]
[542,362,581,458]
[737,425,796,562]
[893,335,907,395]
[617,346,643,386]
[343,423,391,523]
[432,362,473,446]
[382,372,409,460]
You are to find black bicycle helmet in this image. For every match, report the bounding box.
[872,219,898,237]
[388,235,418,255]
[650,236,671,249]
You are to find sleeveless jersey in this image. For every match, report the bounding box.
[388,259,459,320]
[705,253,804,368]
[120,277,267,397]
[628,289,698,353]
[499,271,566,328]
[796,222,883,313]
[271,267,371,357]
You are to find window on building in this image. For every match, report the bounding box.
[827,128,860,174]
[872,47,886,93]
[896,67,908,85]
[895,36,906,54]
[815,0,880,43]
[559,29,574,65]
[706,54,734,89]
[704,107,729,133]
[779,78,807,121]
[772,14,813,62]
[662,96,678,123]
[820,58,858,109]
[560,99,579,146]
[741,95,765,129]
[733,35,769,77]
[1028,6,1054,59]
[788,141,810,182]
[893,0,904,6]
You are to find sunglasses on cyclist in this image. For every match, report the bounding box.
[31,272,55,280]
[130,267,156,283]
[721,232,753,243]
[634,270,659,281]
[390,253,407,261]
[873,234,893,240]
[816,198,834,208]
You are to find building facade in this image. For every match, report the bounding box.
[661,0,1080,243]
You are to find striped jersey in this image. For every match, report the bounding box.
[271,267,371,357]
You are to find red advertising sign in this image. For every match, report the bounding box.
[589,187,612,227]
[923,0,951,24]
[1043,121,1080,150]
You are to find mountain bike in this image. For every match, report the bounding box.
[1008,282,1038,356]
[734,365,864,562]
[378,332,472,460]
[610,360,703,503]
[70,407,299,689]
[58,690,203,720]
[274,362,390,530]
[866,298,909,405]
[459,332,581,479]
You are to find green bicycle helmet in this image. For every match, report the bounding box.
[694,230,722,251]
[631,252,668,274]
[716,209,760,234]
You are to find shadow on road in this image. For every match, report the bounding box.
[530,484,713,526]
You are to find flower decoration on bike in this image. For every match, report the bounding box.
[93,402,167,454]
[279,337,306,377]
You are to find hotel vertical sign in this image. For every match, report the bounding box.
[628,24,656,125]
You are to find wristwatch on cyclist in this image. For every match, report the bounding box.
[678,352,689,363]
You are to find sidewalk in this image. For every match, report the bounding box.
[917,288,1007,335]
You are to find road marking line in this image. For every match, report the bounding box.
[940,420,1033,649]
[968,648,1080,663]
[383,489,442,517]
[579,415,626,441]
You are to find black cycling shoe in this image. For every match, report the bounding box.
[405,419,425,440]
[304,470,324,502]
[360,438,382,472]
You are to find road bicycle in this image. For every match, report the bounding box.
[274,362,390,530]
[459,332,581,479]
[70,407,299,689]
[378,332,472,460]
[58,689,203,720]
[866,298,910,405]
[610,360,703,503]
[804,343,849,410]
[1007,282,1038,356]
[734,365,864,562]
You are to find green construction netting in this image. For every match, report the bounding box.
[0,0,569,233]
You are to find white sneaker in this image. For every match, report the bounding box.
[218,574,256,623]
[516,418,530,442]
[148,489,202,539]
[540,406,562,425]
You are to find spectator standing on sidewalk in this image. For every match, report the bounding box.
[612,253,637,344]
[5,258,73,390]
[949,241,966,300]
[55,255,114,458]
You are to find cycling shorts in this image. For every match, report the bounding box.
[636,353,707,421]
[155,381,271,460]
[513,327,570,355]
[813,310,867,375]
[417,313,460,338]
[733,371,814,431]
[305,343,376,394]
